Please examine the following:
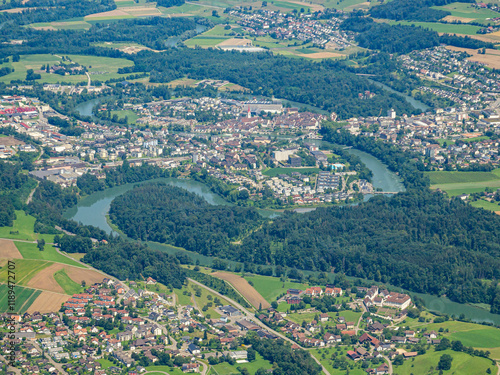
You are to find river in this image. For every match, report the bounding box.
[368,79,430,113]
[65,149,500,324]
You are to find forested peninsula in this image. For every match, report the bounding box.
[107,125,500,314]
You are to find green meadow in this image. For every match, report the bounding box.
[243,274,309,303]
[432,2,500,24]
[384,20,481,35]
[0,259,51,286]
[262,167,320,177]
[0,54,135,84]
[426,169,500,197]
[393,349,495,375]
[54,269,84,295]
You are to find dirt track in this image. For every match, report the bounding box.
[212,272,270,309]
[0,239,23,259]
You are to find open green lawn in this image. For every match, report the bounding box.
[0,284,41,313]
[0,259,51,286]
[384,20,481,35]
[110,110,139,124]
[0,54,135,84]
[96,358,115,369]
[15,242,84,267]
[450,328,500,349]
[393,349,495,375]
[262,167,320,177]
[54,269,84,295]
[470,199,500,212]
[432,2,499,23]
[243,274,308,303]
[0,210,54,242]
[210,353,273,374]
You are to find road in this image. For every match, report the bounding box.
[187,278,332,375]
[0,353,22,375]
[33,341,69,374]
[85,71,91,88]
[355,302,367,334]
[381,355,393,375]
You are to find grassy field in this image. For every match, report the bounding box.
[209,353,273,374]
[15,242,83,268]
[262,167,320,177]
[0,284,42,313]
[384,20,482,35]
[393,349,495,375]
[0,210,54,242]
[0,259,51,286]
[426,169,500,197]
[243,274,308,303]
[184,36,230,48]
[470,199,500,212]
[0,54,135,84]
[54,269,84,295]
[110,110,139,124]
[432,2,499,24]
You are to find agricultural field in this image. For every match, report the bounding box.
[0,284,42,314]
[212,271,270,309]
[446,46,500,70]
[0,259,51,286]
[0,54,135,84]
[174,280,231,318]
[243,274,309,303]
[54,268,84,295]
[15,241,84,268]
[383,20,482,35]
[426,169,500,197]
[432,2,499,25]
[393,349,496,375]
[30,20,92,31]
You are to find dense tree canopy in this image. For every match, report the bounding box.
[83,240,185,289]
[109,183,262,257]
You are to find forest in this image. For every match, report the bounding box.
[341,16,493,53]
[109,183,263,257]
[82,240,186,289]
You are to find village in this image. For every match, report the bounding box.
[2,263,472,375]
